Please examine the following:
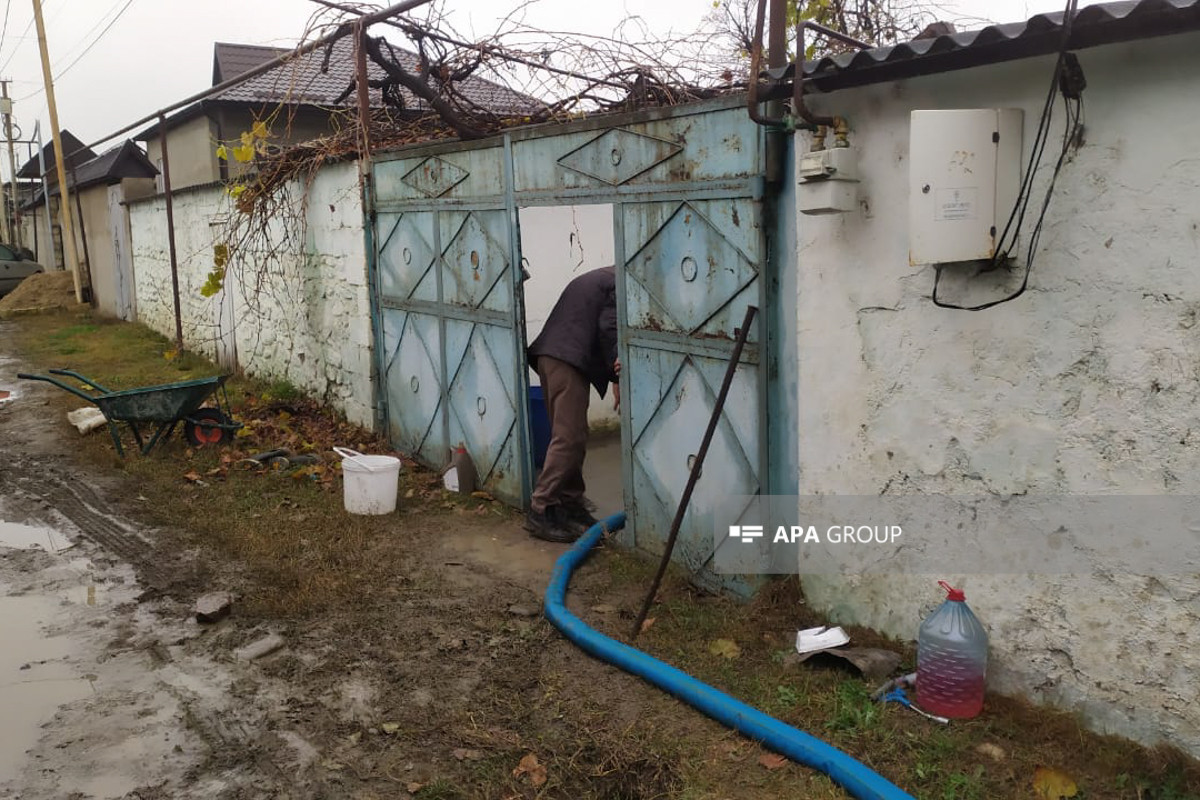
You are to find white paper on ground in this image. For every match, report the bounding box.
[795,625,851,654]
[67,407,107,435]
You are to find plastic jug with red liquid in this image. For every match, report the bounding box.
[916,580,988,719]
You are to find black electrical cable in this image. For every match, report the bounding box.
[932,0,1083,311]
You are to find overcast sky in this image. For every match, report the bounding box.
[0,0,1065,171]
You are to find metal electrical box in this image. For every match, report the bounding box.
[909,109,1023,265]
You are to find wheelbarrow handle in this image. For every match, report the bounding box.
[16,372,105,403]
[47,369,111,394]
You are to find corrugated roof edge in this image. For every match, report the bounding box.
[768,0,1200,93]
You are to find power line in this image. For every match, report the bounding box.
[0,0,13,58]
[0,0,40,73]
[49,0,129,70]
[15,0,136,103]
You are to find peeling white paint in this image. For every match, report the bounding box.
[793,34,1200,755]
[128,162,374,427]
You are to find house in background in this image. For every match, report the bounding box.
[20,138,158,319]
[136,38,542,192]
[17,129,95,269]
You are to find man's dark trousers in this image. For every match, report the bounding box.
[531,356,589,514]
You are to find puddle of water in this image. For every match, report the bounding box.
[0,589,94,780]
[0,520,74,553]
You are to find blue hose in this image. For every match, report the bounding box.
[544,512,915,800]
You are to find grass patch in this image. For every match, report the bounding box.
[8,311,1200,800]
[9,310,519,617]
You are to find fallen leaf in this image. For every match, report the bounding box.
[640,617,656,633]
[380,722,401,735]
[183,470,202,483]
[758,753,788,771]
[590,604,617,614]
[405,782,424,794]
[709,638,741,659]
[453,748,484,761]
[512,753,547,787]
[471,490,494,501]
[1032,766,1078,799]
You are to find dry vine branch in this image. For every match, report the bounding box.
[203,0,742,309]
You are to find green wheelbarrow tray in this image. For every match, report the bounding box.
[17,368,243,456]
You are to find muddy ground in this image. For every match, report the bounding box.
[5,314,1200,800]
[0,326,852,800]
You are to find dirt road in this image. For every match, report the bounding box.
[0,325,732,800]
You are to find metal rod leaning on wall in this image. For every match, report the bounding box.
[630,304,759,640]
[68,164,95,308]
[158,114,184,349]
[35,121,54,268]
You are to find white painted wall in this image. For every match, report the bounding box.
[794,33,1200,755]
[519,204,620,428]
[128,161,374,427]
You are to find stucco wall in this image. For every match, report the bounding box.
[128,160,373,426]
[519,204,620,428]
[75,185,117,316]
[794,34,1200,754]
[144,115,220,191]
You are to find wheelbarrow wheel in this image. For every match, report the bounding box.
[185,408,233,447]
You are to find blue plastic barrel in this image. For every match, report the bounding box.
[529,386,551,469]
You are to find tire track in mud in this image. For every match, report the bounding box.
[2,458,168,588]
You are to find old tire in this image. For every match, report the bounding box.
[185,408,233,447]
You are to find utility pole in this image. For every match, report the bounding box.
[0,81,10,245]
[2,81,22,249]
[31,0,83,303]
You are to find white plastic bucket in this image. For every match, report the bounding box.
[334,447,401,515]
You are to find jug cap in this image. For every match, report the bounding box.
[938,580,965,602]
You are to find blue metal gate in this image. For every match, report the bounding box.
[370,98,768,587]
[371,142,529,505]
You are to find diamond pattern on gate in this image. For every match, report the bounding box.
[441,212,510,310]
[384,314,442,459]
[447,327,517,483]
[401,156,469,198]
[632,358,759,524]
[378,213,437,301]
[557,128,682,186]
[625,202,758,335]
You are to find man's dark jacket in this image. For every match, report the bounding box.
[527,266,618,397]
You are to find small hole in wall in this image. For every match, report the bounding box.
[887,451,894,459]
[298,353,306,364]
[329,204,336,214]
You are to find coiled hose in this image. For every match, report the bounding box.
[543,512,915,800]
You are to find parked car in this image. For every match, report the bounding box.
[0,243,44,297]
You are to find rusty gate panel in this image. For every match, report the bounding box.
[623,198,761,339]
[380,308,444,463]
[369,97,770,592]
[372,146,527,504]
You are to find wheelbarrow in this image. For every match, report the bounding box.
[17,369,242,456]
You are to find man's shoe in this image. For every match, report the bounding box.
[524,505,582,543]
[562,500,599,529]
